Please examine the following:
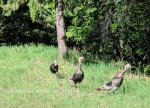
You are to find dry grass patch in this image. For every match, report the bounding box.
[35,59,45,67]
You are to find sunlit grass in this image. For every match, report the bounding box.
[0,45,150,108]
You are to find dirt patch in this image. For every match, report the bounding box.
[35,59,44,67]
[128,73,150,80]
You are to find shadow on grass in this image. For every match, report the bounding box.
[56,73,65,79]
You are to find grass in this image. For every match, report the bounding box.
[0,44,150,108]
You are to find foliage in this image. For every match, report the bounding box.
[28,0,56,28]
[0,0,150,65]
[109,0,150,64]
[66,3,97,43]
[0,0,27,16]
[0,1,57,45]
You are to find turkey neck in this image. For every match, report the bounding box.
[119,68,127,77]
[77,62,82,71]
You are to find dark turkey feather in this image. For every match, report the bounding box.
[72,71,84,83]
[106,80,112,86]
[50,60,58,74]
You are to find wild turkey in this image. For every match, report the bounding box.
[50,60,58,74]
[95,64,131,92]
[69,57,84,86]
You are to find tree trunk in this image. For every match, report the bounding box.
[119,39,124,60]
[56,0,68,57]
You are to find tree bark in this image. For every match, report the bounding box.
[56,0,68,57]
[119,39,124,60]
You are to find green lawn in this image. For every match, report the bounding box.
[0,45,150,108]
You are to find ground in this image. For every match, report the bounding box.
[0,45,150,108]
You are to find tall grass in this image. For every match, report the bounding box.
[0,45,150,108]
